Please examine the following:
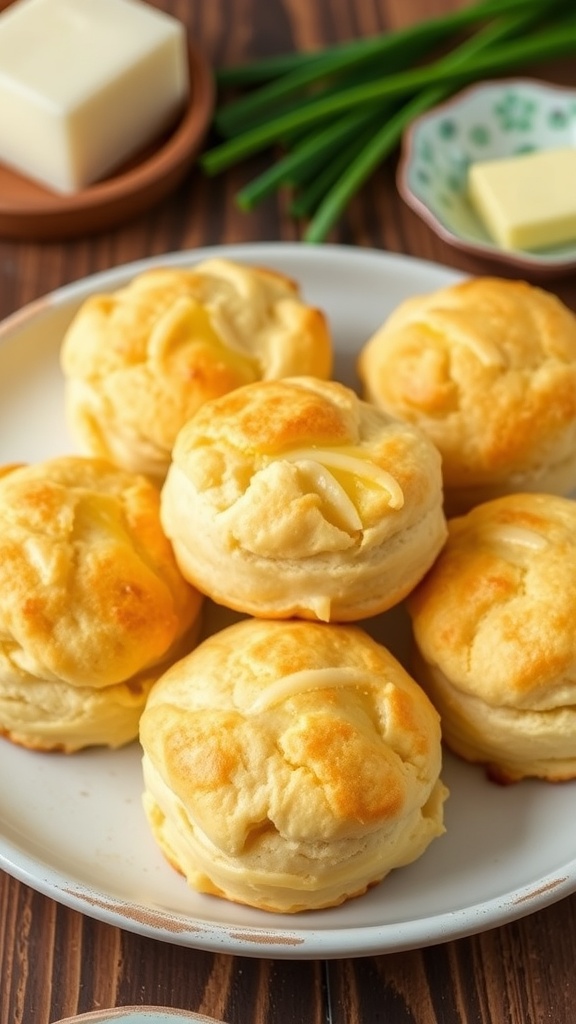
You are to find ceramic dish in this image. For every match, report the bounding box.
[0,42,214,242]
[1,243,575,960]
[397,78,576,277]
[52,1009,225,1024]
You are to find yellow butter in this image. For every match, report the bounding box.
[0,0,189,194]
[467,148,576,251]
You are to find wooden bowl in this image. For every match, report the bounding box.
[0,42,215,241]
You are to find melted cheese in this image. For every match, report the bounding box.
[149,297,259,380]
[248,667,380,713]
[482,524,549,551]
[290,459,362,532]
[283,448,404,510]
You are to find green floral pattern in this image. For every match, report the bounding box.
[493,92,536,131]
[401,80,576,266]
[469,124,490,147]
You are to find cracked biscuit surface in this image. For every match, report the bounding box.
[0,456,202,752]
[407,493,576,783]
[139,617,447,913]
[358,277,576,514]
[160,376,447,622]
[60,258,332,481]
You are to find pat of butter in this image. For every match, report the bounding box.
[468,148,576,251]
[0,0,189,194]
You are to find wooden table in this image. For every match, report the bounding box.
[1,1,576,1021]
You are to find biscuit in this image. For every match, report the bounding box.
[357,277,576,514]
[407,493,576,783]
[139,617,447,913]
[160,376,447,622]
[60,258,333,481]
[0,456,202,752]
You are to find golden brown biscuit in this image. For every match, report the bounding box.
[140,618,447,913]
[0,456,202,752]
[60,259,332,481]
[357,277,576,515]
[407,493,576,783]
[160,376,447,622]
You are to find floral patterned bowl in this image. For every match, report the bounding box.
[397,78,576,276]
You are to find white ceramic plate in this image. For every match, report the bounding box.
[0,242,575,960]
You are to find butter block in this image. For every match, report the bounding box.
[0,0,189,194]
[468,148,576,251]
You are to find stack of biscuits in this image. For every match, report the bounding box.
[358,275,576,786]
[61,257,449,912]
[4,257,576,914]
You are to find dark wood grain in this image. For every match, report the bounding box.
[1,1,576,1022]
[327,894,576,1023]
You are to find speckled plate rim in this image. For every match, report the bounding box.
[51,1008,225,1024]
[397,77,576,277]
[0,243,575,962]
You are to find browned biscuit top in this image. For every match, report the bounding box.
[0,456,201,688]
[358,277,576,489]
[408,492,576,707]
[60,259,333,478]
[141,618,444,852]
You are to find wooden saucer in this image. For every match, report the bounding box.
[0,42,215,241]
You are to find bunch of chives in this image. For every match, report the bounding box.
[200,0,576,242]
